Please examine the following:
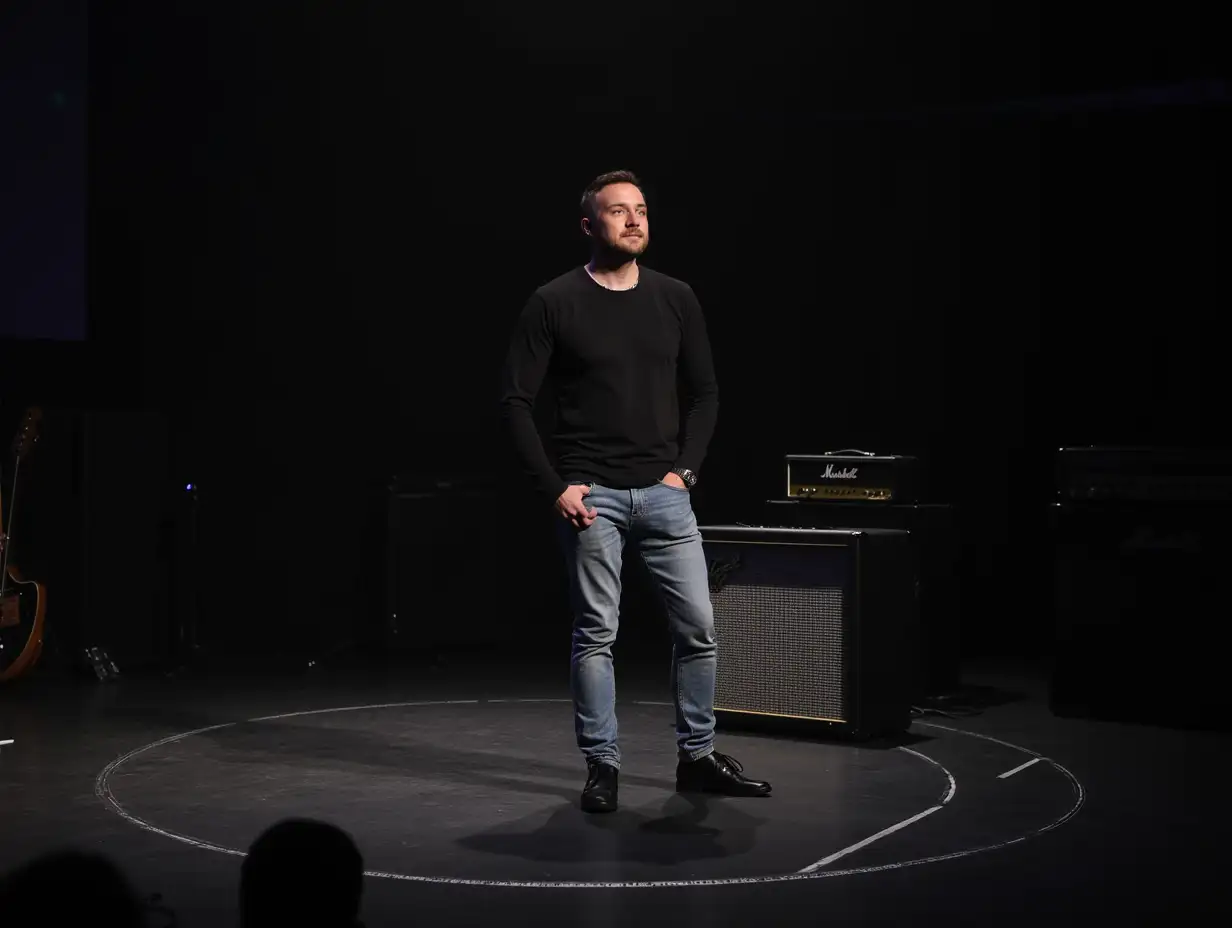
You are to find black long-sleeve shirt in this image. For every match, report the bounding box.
[498,265,719,503]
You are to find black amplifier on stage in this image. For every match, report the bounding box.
[786,451,919,503]
[700,524,915,740]
[1050,447,1232,731]
[1054,445,1232,503]
[764,499,959,702]
[385,474,566,655]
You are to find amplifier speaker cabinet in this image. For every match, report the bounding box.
[700,525,916,740]
[384,475,567,655]
[1050,499,1232,731]
[763,499,958,702]
[1050,447,1232,731]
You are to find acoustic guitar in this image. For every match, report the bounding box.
[0,407,47,683]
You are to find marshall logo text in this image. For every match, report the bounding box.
[820,464,859,480]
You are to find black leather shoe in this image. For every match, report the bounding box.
[676,751,771,797]
[581,762,619,813]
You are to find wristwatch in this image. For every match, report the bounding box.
[671,467,697,488]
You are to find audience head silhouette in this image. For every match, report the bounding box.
[0,848,145,926]
[240,818,365,928]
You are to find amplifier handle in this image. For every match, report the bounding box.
[822,448,876,456]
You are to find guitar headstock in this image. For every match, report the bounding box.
[10,407,43,461]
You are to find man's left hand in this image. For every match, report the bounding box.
[661,471,687,489]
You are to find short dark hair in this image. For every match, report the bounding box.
[240,818,363,928]
[580,170,643,220]
[0,850,144,925]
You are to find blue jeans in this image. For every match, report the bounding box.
[559,481,717,769]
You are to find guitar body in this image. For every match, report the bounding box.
[1,407,47,683]
[0,564,45,682]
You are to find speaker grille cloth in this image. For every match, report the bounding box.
[711,583,846,721]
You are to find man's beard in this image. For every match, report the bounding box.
[597,234,648,262]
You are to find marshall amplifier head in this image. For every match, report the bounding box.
[786,450,919,503]
[1055,446,1232,503]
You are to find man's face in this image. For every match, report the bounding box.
[584,182,648,257]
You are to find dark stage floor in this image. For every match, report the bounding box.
[2,651,1228,926]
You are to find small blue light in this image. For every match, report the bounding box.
[185,483,195,491]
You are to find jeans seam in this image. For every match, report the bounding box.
[638,547,703,755]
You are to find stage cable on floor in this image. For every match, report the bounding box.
[911,704,985,719]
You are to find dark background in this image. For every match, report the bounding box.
[1,3,1226,676]
[0,1,86,341]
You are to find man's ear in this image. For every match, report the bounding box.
[580,216,592,237]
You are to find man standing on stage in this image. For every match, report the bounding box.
[498,170,771,813]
